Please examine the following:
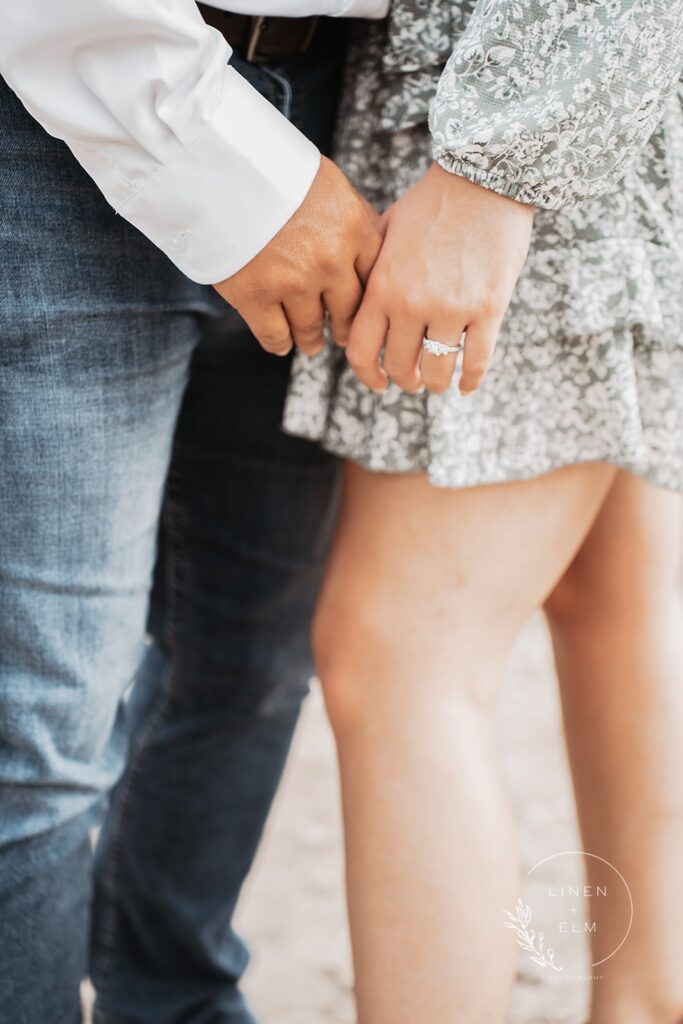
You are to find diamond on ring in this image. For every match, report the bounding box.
[422,337,464,358]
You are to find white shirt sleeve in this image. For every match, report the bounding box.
[342,0,389,17]
[206,0,389,16]
[0,0,323,283]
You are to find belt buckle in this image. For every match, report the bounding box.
[245,14,319,62]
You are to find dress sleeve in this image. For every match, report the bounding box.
[429,0,683,209]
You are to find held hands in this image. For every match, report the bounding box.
[215,159,533,397]
[346,163,534,395]
[214,156,382,355]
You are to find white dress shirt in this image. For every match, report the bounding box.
[0,0,387,284]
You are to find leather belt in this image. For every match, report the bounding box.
[197,4,320,62]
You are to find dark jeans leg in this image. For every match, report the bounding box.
[90,26,345,1024]
[91,308,341,1024]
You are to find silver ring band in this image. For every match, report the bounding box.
[422,336,464,358]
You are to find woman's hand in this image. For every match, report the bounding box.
[345,163,534,395]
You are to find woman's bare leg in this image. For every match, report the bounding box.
[544,471,683,1024]
[313,460,616,1024]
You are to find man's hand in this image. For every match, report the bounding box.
[346,163,534,395]
[214,157,383,356]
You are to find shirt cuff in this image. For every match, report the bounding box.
[115,66,321,284]
[337,0,390,18]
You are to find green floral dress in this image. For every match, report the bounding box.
[284,0,683,491]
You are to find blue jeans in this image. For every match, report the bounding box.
[0,27,343,1024]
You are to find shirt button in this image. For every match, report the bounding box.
[168,233,187,253]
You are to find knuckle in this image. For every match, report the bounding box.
[425,379,450,395]
[298,343,324,357]
[330,315,353,337]
[346,348,372,374]
[398,290,425,318]
[447,308,467,330]
[319,242,346,275]
[465,357,490,379]
[459,374,484,394]
[253,268,282,296]
[366,270,390,302]
[421,367,451,394]
[348,200,368,233]
[294,320,324,337]
[286,282,309,301]
[382,356,406,381]
[478,289,507,319]
[317,253,337,276]
[345,351,365,372]
[386,370,415,391]
[385,360,411,385]
[260,332,291,351]
[330,325,351,347]
[330,305,356,326]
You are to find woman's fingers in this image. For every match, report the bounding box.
[420,315,501,396]
[458,317,502,395]
[345,292,390,392]
[347,305,501,396]
[355,222,384,285]
[420,326,467,395]
[324,273,364,348]
[242,304,293,356]
[284,295,327,355]
[383,320,424,392]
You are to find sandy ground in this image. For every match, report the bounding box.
[234,613,595,1024]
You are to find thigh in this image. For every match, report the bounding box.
[545,470,683,621]
[0,78,213,844]
[315,460,617,706]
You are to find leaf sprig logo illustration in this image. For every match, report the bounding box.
[503,898,563,972]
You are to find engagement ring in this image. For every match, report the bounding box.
[422,336,464,358]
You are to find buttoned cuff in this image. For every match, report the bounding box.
[337,0,390,19]
[115,66,321,284]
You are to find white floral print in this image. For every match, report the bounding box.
[283,0,683,492]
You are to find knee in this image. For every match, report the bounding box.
[0,664,131,847]
[312,586,494,738]
[311,591,392,737]
[0,722,125,850]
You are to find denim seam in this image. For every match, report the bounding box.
[92,462,189,1022]
[257,66,292,121]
